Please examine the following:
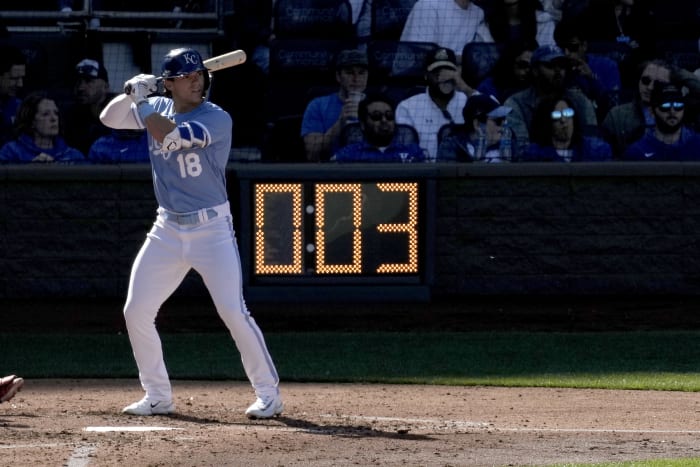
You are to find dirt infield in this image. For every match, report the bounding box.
[2,379,700,466]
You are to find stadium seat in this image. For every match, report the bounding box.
[265,39,354,121]
[436,123,455,147]
[273,0,355,40]
[367,40,439,87]
[460,42,502,89]
[370,0,418,41]
[261,114,307,162]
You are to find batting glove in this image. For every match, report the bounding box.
[124,74,158,105]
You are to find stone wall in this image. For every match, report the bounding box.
[2,162,699,300]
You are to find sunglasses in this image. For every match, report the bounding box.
[658,101,685,112]
[367,111,395,122]
[490,117,506,126]
[514,60,531,69]
[639,76,667,87]
[550,108,575,120]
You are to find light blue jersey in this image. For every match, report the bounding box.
[138,96,232,213]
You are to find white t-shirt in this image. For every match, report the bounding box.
[399,0,487,54]
[396,88,468,159]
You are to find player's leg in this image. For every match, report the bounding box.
[123,223,190,412]
[191,217,282,416]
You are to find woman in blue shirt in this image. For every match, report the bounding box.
[0,91,85,164]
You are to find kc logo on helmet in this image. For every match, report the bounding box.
[183,53,200,65]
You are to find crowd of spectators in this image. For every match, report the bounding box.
[1,0,700,164]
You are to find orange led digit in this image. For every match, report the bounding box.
[315,183,363,274]
[254,183,303,274]
[375,182,419,273]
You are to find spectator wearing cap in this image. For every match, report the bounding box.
[622,83,700,161]
[600,58,700,158]
[0,43,27,148]
[437,93,513,162]
[504,44,598,159]
[396,47,474,160]
[520,93,612,162]
[333,93,426,162]
[399,0,488,61]
[63,58,117,157]
[301,49,369,162]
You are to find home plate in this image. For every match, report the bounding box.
[85,426,183,432]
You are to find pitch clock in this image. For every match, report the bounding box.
[233,165,436,301]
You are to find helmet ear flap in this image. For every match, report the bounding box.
[203,71,211,92]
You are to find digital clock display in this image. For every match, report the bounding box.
[252,181,420,277]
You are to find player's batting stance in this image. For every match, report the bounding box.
[100,48,283,418]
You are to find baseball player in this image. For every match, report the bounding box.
[99,48,282,418]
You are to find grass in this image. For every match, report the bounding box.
[3,331,700,391]
[555,461,700,467]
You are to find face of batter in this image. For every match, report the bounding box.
[164,70,206,112]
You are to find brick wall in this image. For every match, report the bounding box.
[2,162,699,300]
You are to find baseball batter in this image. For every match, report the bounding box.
[99,48,282,418]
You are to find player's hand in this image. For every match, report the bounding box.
[124,74,158,105]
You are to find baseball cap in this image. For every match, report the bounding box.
[462,94,512,121]
[531,45,568,65]
[335,49,368,70]
[426,47,458,72]
[650,83,685,107]
[75,58,109,81]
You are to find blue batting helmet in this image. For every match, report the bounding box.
[161,48,210,93]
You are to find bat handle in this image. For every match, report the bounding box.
[155,77,165,95]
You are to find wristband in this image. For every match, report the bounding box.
[136,101,156,121]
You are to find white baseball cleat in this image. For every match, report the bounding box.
[0,375,24,403]
[245,395,284,419]
[122,397,175,416]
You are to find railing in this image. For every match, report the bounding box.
[0,0,224,35]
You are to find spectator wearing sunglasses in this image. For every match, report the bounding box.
[504,44,598,159]
[437,94,513,162]
[333,94,425,163]
[519,94,612,162]
[622,84,700,161]
[601,59,674,158]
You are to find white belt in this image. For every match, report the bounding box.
[160,202,229,226]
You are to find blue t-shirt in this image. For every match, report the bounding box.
[333,141,426,162]
[0,133,85,164]
[88,130,149,163]
[301,93,344,152]
[520,137,613,162]
[137,96,233,213]
[623,127,700,161]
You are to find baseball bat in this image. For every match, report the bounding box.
[203,49,247,71]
